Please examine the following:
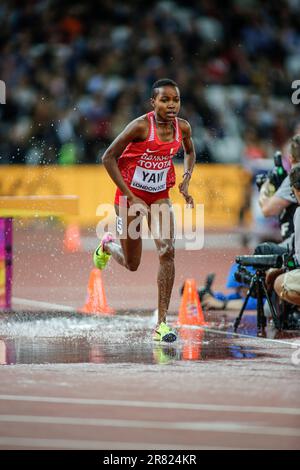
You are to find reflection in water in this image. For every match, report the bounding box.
[153,344,178,364]
[0,334,267,365]
[180,328,204,361]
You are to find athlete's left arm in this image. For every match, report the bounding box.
[178,120,195,207]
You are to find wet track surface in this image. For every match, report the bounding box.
[0,311,299,450]
[0,311,299,366]
[0,324,271,365]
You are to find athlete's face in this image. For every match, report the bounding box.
[151,86,180,122]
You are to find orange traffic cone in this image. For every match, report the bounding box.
[79,268,115,315]
[177,278,206,326]
[64,223,81,252]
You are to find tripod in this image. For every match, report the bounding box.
[234,269,280,336]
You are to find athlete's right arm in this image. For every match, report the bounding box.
[101,118,149,213]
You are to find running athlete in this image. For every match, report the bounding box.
[93,78,195,342]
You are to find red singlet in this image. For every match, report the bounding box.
[115,111,182,206]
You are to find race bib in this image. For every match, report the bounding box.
[131,166,169,193]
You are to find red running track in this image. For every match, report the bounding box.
[0,225,298,450]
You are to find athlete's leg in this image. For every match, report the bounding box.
[147,198,175,325]
[103,204,142,271]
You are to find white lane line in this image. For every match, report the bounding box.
[12,298,75,312]
[0,437,239,450]
[200,325,300,347]
[0,394,299,416]
[0,415,299,437]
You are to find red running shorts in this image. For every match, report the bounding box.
[114,188,170,207]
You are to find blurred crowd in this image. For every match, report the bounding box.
[0,0,300,165]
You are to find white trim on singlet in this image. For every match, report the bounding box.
[175,118,179,142]
[148,112,181,143]
[148,113,155,141]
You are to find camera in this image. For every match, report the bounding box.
[234,253,298,287]
[234,253,300,331]
[234,266,254,287]
[255,151,287,191]
[234,254,284,296]
[282,252,300,270]
[233,254,284,332]
[236,254,283,269]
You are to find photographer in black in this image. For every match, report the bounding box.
[266,165,300,307]
[233,145,300,333]
[257,135,300,255]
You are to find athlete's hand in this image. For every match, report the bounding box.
[178,180,194,208]
[128,195,150,217]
